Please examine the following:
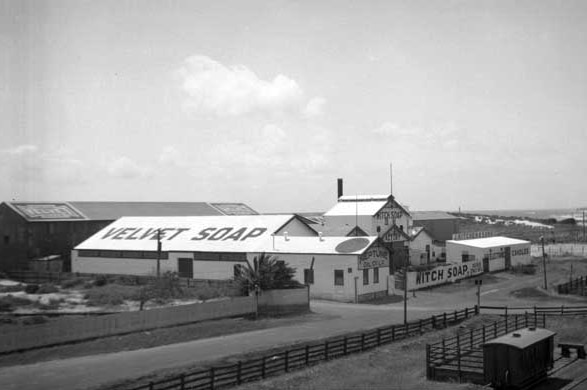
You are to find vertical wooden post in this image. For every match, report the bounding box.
[361,334,365,351]
[392,326,396,341]
[261,357,266,378]
[180,374,185,390]
[432,315,436,329]
[149,382,154,390]
[454,310,457,322]
[377,328,381,345]
[465,307,469,318]
[494,321,497,338]
[442,338,446,361]
[505,315,508,333]
[482,325,486,344]
[515,315,519,329]
[285,350,289,372]
[419,319,423,334]
[325,341,329,360]
[237,361,242,385]
[457,333,462,383]
[343,336,348,355]
[524,311,528,327]
[470,329,474,348]
[305,345,310,365]
[210,367,215,390]
[426,344,432,379]
[443,312,447,328]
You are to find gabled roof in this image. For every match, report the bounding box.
[3,201,258,222]
[75,215,375,255]
[412,211,458,221]
[325,194,411,218]
[409,226,432,240]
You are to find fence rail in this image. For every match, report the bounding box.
[480,305,587,317]
[426,313,547,384]
[557,275,587,296]
[125,306,479,390]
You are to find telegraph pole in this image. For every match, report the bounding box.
[156,229,162,278]
[540,236,547,290]
[475,279,483,310]
[404,244,409,326]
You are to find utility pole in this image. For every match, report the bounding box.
[156,229,162,278]
[475,279,483,310]
[404,243,409,326]
[540,236,547,290]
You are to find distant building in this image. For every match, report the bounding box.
[0,201,258,272]
[412,211,460,242]
[446,236,531,272]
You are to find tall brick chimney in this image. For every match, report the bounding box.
[337,178,343,199]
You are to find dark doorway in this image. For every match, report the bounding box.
[483,257,490,272]
[505,247,511,269]
[177,258,193,278]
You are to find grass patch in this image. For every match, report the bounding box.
[509,263,537,275]
[0,295,34,312]
[510,286,551,299]
[84,284,140,306]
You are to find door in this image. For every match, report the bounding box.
[177,258,193,279]
[483,257,490,272]
[505,247,511,269]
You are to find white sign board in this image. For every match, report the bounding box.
[407,260,483,290]
[358,247,389,270]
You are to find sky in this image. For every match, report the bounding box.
[1,0,586,213]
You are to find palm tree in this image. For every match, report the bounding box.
[235,253,301,294]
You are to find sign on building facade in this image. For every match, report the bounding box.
[358,246,389,270]
[407,260,483,290]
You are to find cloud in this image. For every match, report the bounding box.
[0,145,87,184]
[158,146,185,167]
[372,122,417,137]
[107,156,150,179]
[303,97,326,118]
[177,55,323,117]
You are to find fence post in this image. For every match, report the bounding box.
[443,312,447,328]
[475,305,479,315]
[482,325,486,344]
[149,382,154,390]
[361,334,365,351]
[494,321,497,338]
[561,305,564,315]
[524,311,528,327]
[505,306,508,318]
[442,338,446,361]
[325,341,329,360]
[432,315,436,329]
[515,315,518,329]
[426,344,432,380]
[305,345,310,365]
[457,333,462,383]
[419,319,423,334]
[237,361,242,384]
[261,357,266,378]
[285,350,289,372]
[534,308,537,325]
[343,336,348,355]
[180,374,185,390]
[543,313,546,327]
[392,326,396,341]
[210,367,215,390]
[465,307,469,318]
[470,329,474,348]
[454,310,457,322]
[377,328,381,345]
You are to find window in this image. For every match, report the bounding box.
[400,225,404,231]
[373,268,379,284]
[334,270,344,286]
[304,269,314,284]
[363,269,369,285]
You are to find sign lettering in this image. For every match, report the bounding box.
[13,203,86,220]
[358,247,389,269]
[408,260,483,290]
[452,231,494,241]
[100,226,268,242]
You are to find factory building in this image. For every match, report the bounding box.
[446,236,531,272]
[0,201,257,272]
[411,211,460,242]
[72,215,390,302]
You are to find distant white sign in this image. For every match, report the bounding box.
[358,247,389,270]
[407,260,483,290]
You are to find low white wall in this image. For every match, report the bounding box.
[72,251,174,276]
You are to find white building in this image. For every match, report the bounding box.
[72,215,391,302]
[446,236,531,272]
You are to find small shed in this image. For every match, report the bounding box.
[483,327,555,389]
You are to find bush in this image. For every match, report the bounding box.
[60,277,89,289]
[36,283,59,294]
[195,285,226,302]
[0,284,25,293]
[84,284,139,306]
[94,275,109,287]
[37,298,63,311]
[0,295,34,312]
[21,315,48,325]
[510,264,536,275]
[24,284,39,294]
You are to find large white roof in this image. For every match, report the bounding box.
[75,215,377,255]
[75,215,298,253]
[325,199,388,216]
[447,236,530,249]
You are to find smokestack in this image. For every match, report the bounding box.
[337,178,343,199]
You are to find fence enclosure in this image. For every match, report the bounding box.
[126,307,479,390]
[426,313,547,384]
[557,275,587,296]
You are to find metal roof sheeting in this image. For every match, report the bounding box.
[324,200,388,216]
[412,211,458,221]
[483,328,555,349]
[447,236,530,248]
[75,215,297,253]
[266,235,378,255]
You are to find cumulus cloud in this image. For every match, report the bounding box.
[107,156,150,179]
[177,55,323,117]
[0,145,87,184]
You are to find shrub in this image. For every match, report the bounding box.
[510,264,536,275]
[24,284,39,294]
[84,284,139,306]
[37,298,63,311]
[22,315,48,325]
[0,284,25,293]
[195,285,226,302]
[36,283,59,294]
[60,277,89,289]
[0,295,34,312]
[94,275,109,287]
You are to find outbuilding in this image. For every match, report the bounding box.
[72,215,390,302]
[446,236,531,272]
